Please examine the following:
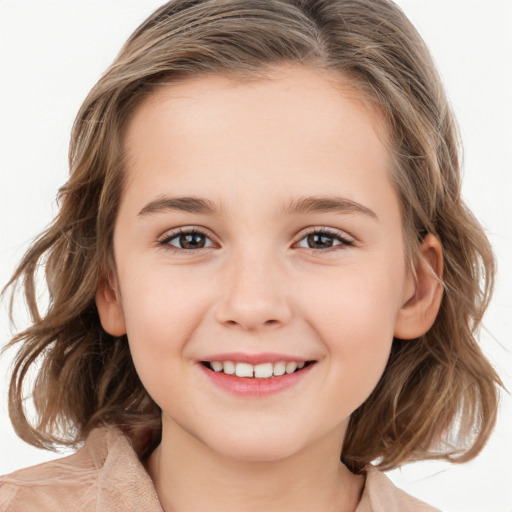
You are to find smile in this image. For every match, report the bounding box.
[199,357,317,397]
[202,360,313,379]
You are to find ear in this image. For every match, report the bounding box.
[394,233,444,340]
[96,274,127,337]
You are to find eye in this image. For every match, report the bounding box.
[159,228,215,251]
[295,228,354,251]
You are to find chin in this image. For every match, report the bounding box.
[202,429,304,463]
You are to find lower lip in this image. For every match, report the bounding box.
[199,363,315,397]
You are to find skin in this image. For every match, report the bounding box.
[97,64,443,512]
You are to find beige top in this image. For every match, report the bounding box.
[0,426,439,512]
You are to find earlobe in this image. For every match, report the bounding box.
[394,234,444,340]
[96,275,127,337]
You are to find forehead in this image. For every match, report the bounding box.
[125,65,389,154]
[121,65,396,219]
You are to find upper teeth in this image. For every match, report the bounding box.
[209,361,306,378]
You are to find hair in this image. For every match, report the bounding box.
[2,0,502,473]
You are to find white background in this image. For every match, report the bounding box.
[0,1,510,511]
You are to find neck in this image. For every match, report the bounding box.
[146,416,364,512]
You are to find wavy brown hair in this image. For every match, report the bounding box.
[2,0,501,473]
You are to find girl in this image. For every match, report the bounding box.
[0,1,505,510]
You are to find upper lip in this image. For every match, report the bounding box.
[199,352,313,365]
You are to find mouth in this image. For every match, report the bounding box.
[200,360,316,379]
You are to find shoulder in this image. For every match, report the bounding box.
[357,466,440,512]
[0,426,161,512]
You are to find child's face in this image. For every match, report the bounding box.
[100,65,418,461]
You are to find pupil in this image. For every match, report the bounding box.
[180,233,205,249]
[307,233,333,249]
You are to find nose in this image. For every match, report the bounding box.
[214,250,293,331]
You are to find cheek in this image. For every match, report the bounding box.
[116,266,207,376]
[303,255,404,337]
[300,259,404,399]
[312,281,396,355]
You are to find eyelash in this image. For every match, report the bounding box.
[157,227,354,255]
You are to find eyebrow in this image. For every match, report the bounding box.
[138,195,378,220]
[138,196,217,216]
[281,196,378,219]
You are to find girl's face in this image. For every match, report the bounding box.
[99,65,420,462]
